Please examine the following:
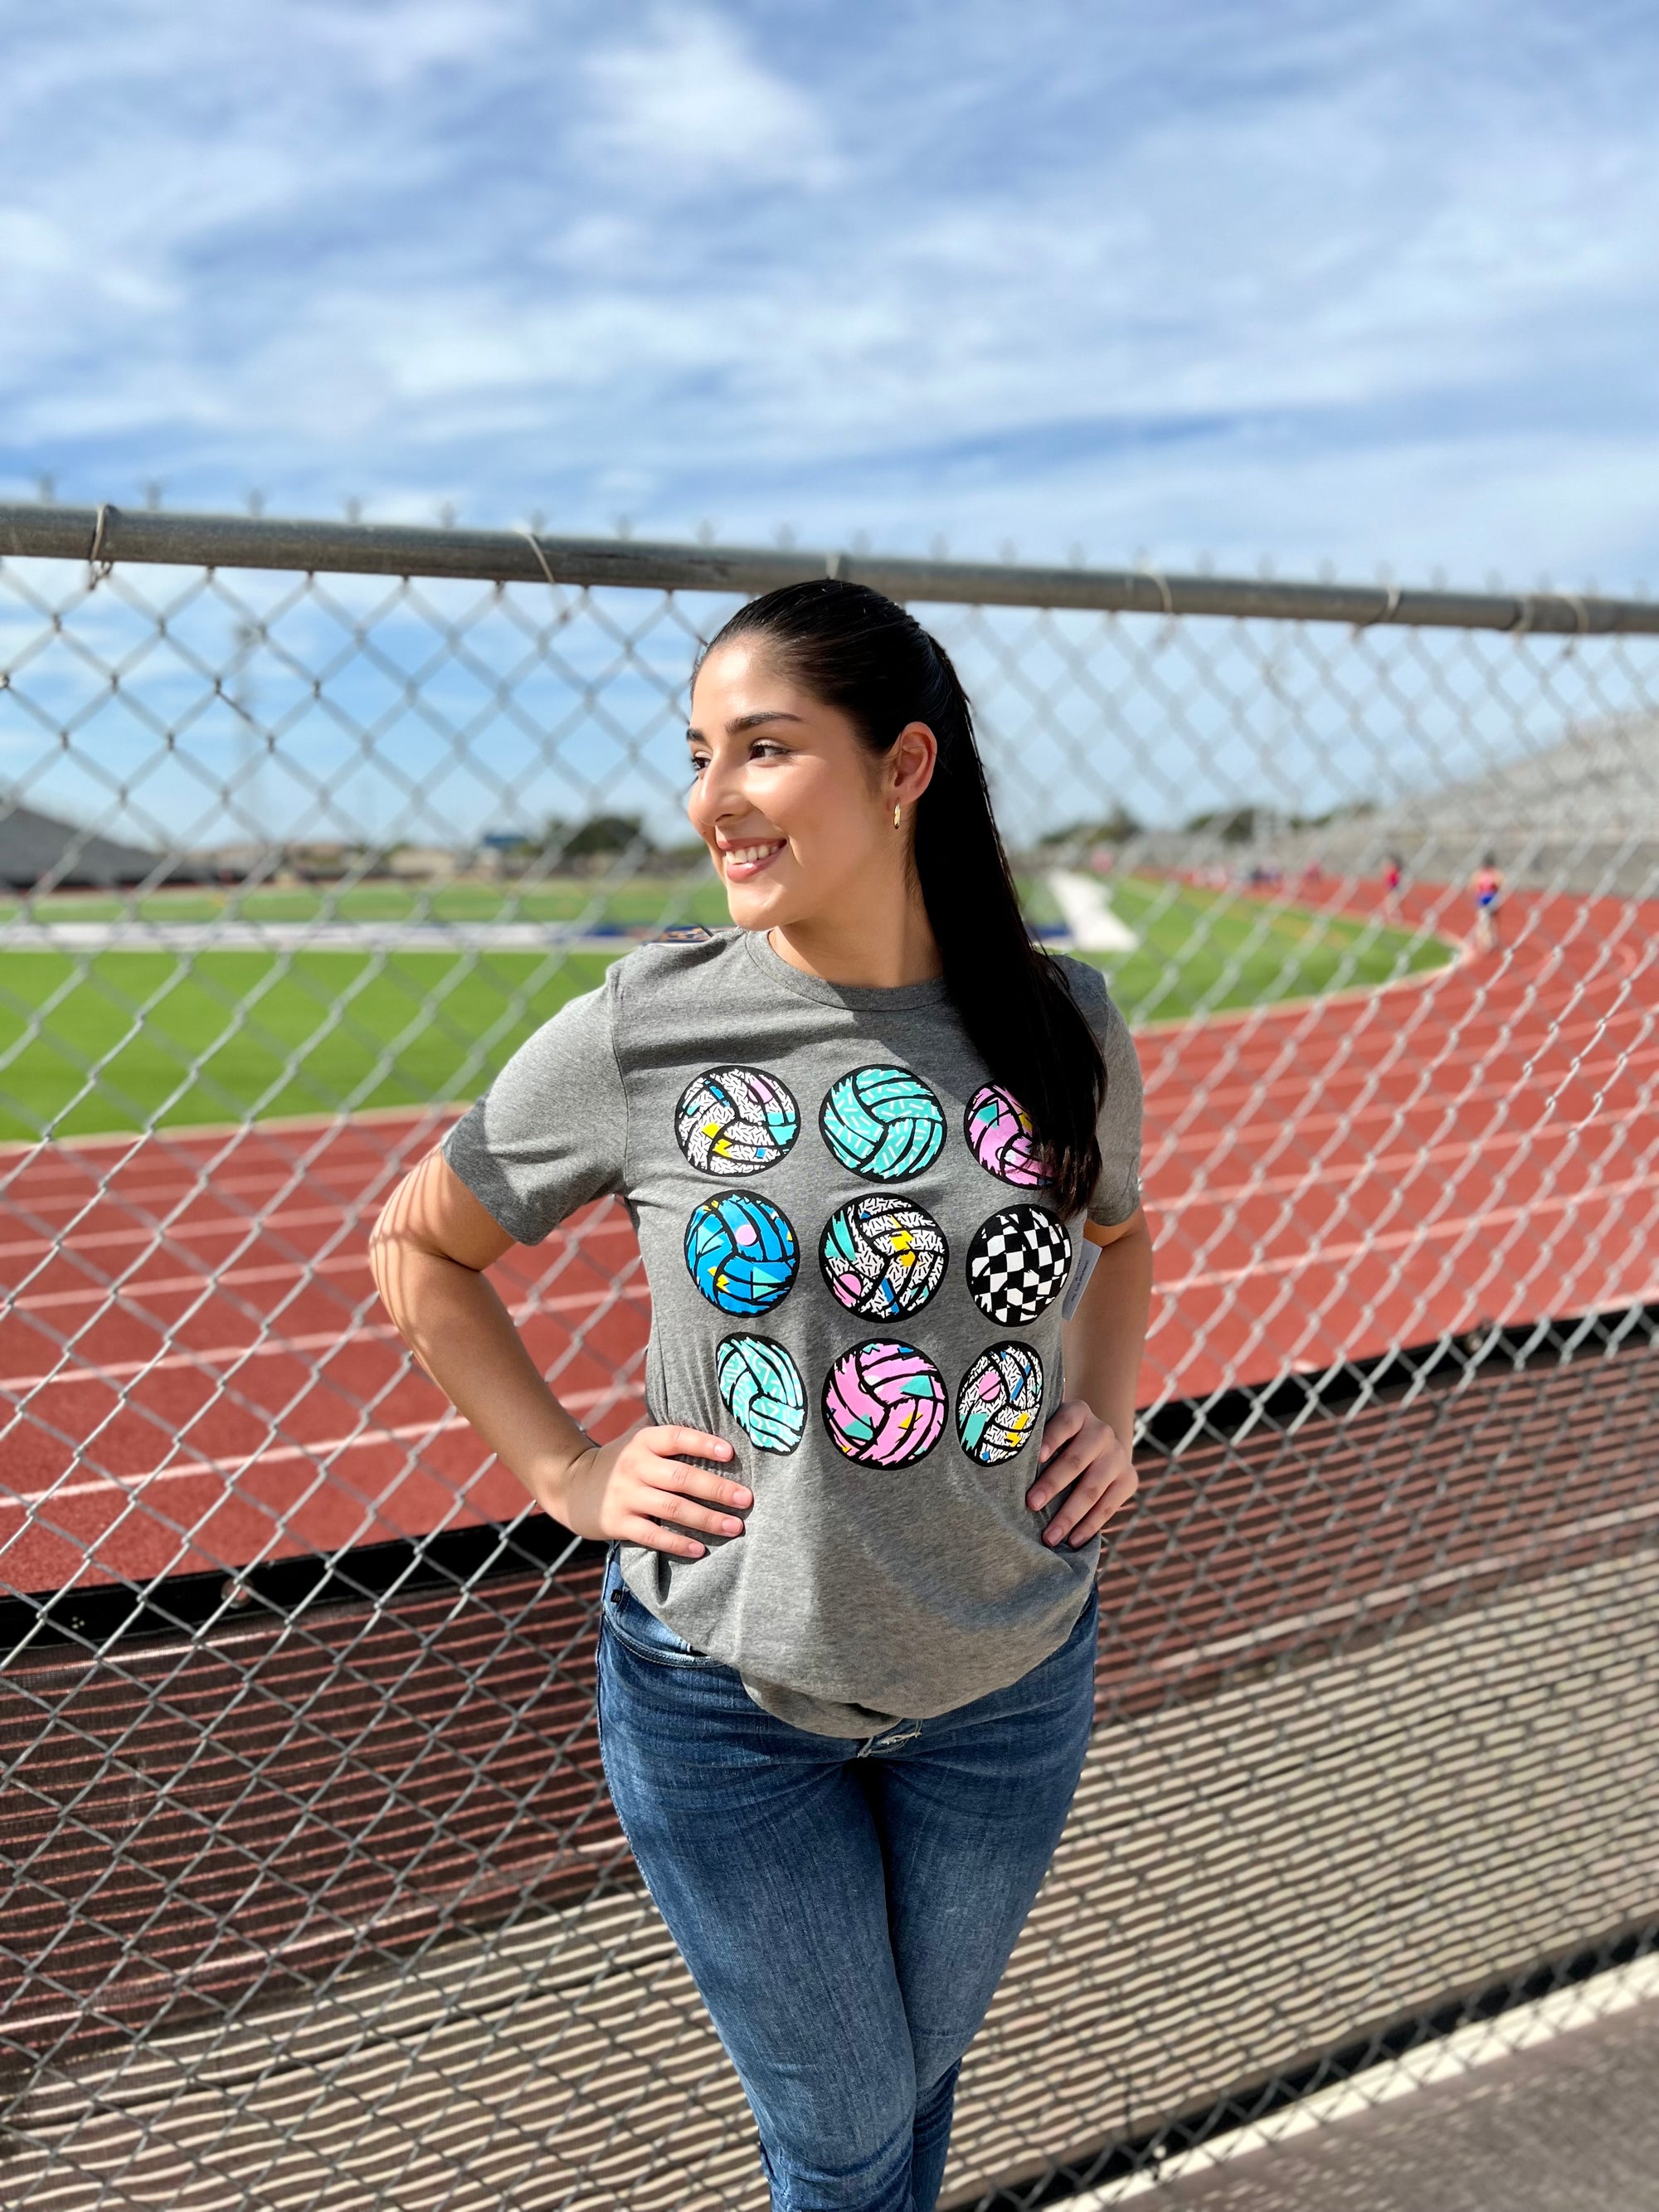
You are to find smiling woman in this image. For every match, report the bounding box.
[370,576,1152,2211]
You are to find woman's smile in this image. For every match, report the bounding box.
[719,836,789,882]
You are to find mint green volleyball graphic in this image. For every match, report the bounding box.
[717,1335,806,1454]
[819,1066,946,1182]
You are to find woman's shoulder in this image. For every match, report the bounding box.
[610,923,746,989]
[1048,950,1128,1034]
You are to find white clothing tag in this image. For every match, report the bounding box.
[1060,1236,1102,1321]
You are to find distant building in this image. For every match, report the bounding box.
[386,845,462,881]
[0,801,203,891]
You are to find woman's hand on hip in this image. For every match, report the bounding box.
[1027,1399,1137,1548]
[551,1424,752,1559]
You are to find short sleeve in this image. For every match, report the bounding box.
[1056,957,1145,1228]
[440,980,627,1244]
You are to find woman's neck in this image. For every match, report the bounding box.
[765,882,943,991]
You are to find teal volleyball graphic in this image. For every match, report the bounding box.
[684,1194,799,1316]
[717,1335,806,1454]
[819,1066,946,1182]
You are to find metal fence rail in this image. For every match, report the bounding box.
[2,507,1657,2210]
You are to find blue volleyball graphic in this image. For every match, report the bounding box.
[684,1193,799,1316]
[819,1066,946,1182]
[717,1335,806,1454]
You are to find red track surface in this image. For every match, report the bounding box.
[3,885,1656,1595]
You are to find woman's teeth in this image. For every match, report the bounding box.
[724,841,784,873]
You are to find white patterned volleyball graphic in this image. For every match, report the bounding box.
[819,1195,948,1320]
[717,1335,807,1454]
[675,1066,800,1176]
[819,1065,946,1182]
[956,1343,1045,1464]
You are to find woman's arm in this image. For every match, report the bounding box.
[1024,1206,1155,1548]
[369,1150,752,1559]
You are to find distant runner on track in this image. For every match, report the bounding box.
[1382,852,1404,924]
[1470,853,1505,955]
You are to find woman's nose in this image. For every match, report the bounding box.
[688,754,743,833]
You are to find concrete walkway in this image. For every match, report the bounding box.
[1044,868,1141,951]
[1068,1960,1659,2212]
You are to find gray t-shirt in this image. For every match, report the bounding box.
[442,926,1143,1737]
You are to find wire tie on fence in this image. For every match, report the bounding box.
[824,551,843,580]
[1563,591,1591,636]
[1506,594,1536,636]
[1138,566,1176,619]
[519,528,559,591]
[87,503,114,580]
[1355,583,1402,633]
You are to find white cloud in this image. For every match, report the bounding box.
[0,0,1653,593]
[581,7,840,188]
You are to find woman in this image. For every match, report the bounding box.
[371,581,1153,2211]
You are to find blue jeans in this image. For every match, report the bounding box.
[595,1546,1100,2212]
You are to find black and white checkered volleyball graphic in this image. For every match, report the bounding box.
[966,1205,1073,1325]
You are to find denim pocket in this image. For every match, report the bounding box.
[600,1554,718,1670]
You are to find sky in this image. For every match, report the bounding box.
[2,0,1656,591]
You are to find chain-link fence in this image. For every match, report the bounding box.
[2,502,1657,2210]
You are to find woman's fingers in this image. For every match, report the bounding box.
[615,1514,709,1559]
[645,1424,733,1463]
[645,1451,752,1510]
[633,1484,747,1539]
[1048,1463,1140,1547]
[1027,1434,1097,1511]
[1029,1403,1110,1510]
[1039,1434,1136,1544]
[1036,1400,1087,1466]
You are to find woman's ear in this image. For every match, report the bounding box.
[891,722,939,806]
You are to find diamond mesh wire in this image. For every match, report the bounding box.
[2,519,1657,2210]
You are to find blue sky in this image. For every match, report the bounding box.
[2,0,1655,587]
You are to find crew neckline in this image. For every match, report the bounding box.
[742,926,953,1012]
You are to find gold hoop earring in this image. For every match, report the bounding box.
[893,802,902,828]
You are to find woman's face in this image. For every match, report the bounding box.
[686,640,935,933]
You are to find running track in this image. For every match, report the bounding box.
[3,885,1656,1596]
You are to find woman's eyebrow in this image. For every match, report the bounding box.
[685,710,804,745]
[728,711,803,734]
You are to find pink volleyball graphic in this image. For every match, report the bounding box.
[821,1340,947,1467]
[965,1083,1049,1186]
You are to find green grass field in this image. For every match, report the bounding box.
[0,875,1451,1140]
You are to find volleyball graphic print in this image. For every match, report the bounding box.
[684,1194,799,1317]
[674,1066,800,1177]
[957,1344,1045,1464]
[966,1205,1073,1325]
[822,1341,947,1466]
[820,1066,946,1182]
[965,1083,1048,1187]
[820,1196,947,1321]
[717,1336,806,1454]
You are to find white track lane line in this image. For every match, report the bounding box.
[1155,1170,1655,1296]
[27,1385,645,1503]
[1,1286,628,1392]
